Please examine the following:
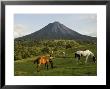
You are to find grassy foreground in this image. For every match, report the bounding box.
[14,56,97,76]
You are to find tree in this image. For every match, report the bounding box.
[41,47,49,54]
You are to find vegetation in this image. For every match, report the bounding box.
[14,40,96,60]
[14,40,97,76]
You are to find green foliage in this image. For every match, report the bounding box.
[14,40,97,60]
[66,44,71,49]
[41,47,49,54]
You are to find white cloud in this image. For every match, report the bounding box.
[78,14,97,21]
[14,24,29,38]
[87,32,97,37]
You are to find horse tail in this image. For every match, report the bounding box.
[75,53,77,58]
[34,57,40,64]
[33,60,36,64]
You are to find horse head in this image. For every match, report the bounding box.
[89,51,96,63]
[93,56,96,63]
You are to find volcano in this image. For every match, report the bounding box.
[15,21,96,41]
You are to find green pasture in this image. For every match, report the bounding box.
[14,56,97,76]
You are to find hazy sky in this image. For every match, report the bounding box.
[14,14,97,38]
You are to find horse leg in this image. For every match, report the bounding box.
[85,55,89,63]
[75,53,77,58]
[46,63,48,70]
[36,63,38,71]
[75,53,79,64]
[77,56,81,64]
[45,63,47,68]
[50,62,53,68]
[76,55,80,64]
[37,64,40,72]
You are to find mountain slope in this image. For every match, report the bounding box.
[15,21,96,41]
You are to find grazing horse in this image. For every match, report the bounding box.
[75,50,96,63]
[33,55,53,72]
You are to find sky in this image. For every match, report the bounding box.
[14,14,97,38]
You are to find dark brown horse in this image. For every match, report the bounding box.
[33,55,53,72]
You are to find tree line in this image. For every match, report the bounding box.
[14,40,96,61]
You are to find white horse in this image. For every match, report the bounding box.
[62,52,66,57]
[75,50,96,63]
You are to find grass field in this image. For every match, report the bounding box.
[14,56,97,76]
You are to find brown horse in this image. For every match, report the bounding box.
[33,55,53,72]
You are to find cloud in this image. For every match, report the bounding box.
[79,14,97,21]
[87,32,97,37]
[14,24,28,38]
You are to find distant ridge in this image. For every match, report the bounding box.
[15,21,96,42]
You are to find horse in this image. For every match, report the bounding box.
[33,55,53,72]
[75,50,96,63]
[51,51,54,54]
[62,52,66,57]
